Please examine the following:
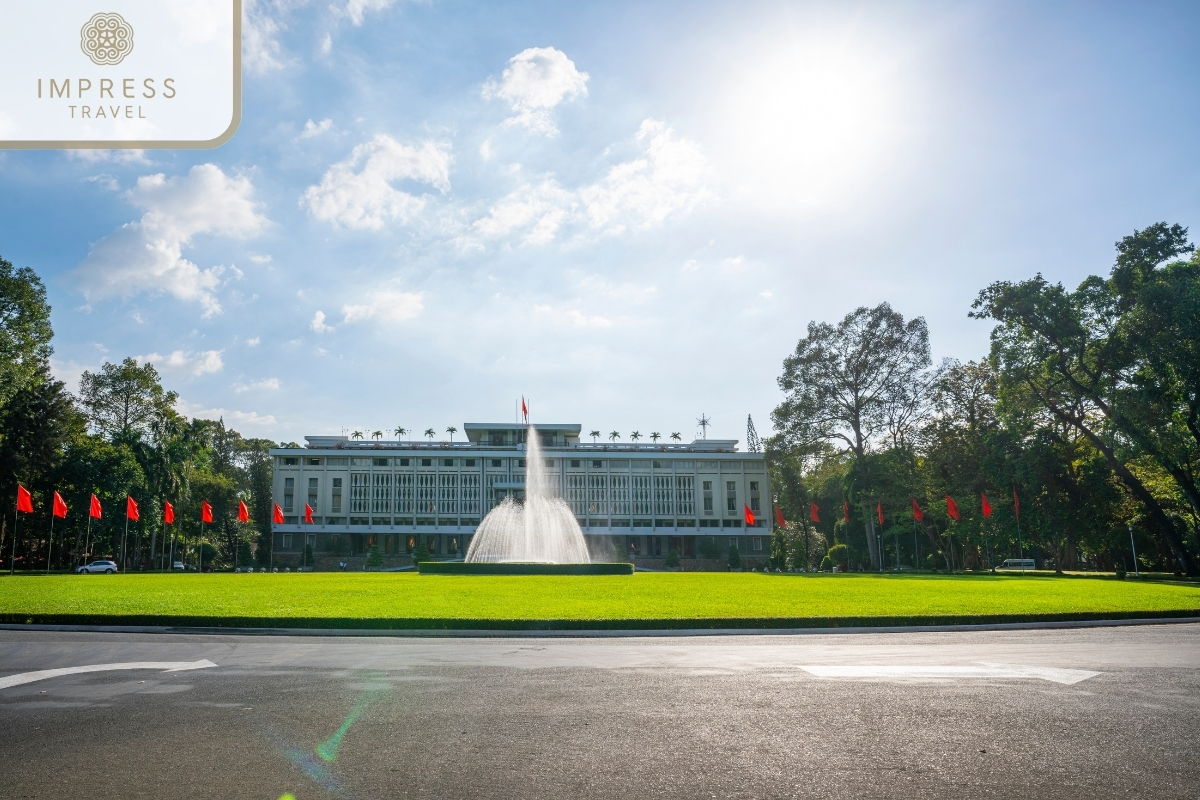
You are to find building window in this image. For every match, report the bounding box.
[464,459,476,467]
[282,534,292,549]
[308,477,318,510]
[702,480,713,513]
[609,473,630,516]
[491,459,503,468]
[350,473,370,514]
[749,481,761,512]
[416,473,437,514]
[282,457,298,466]
[443,459,454,468]
[588,473,608,516]
[490,433,505,446]
[726,481,737,513]
[753,537,763,551]
[421,458,432,467]
[284,478,294,512]
[729,537,739,551]
[374,458,389,467]
[398,458,410,466]
[570,460,581,468]
[592,460,602,469]
[460,473,480,515]
[675,476,695,516]
[328,457,348,466]
[372,473,392,514]
[331,478,342,513]
[632,475,652,516]
[306,457,321,466]
[518,459,526,468]
[653,475,673,516]
[438,472,458,515]
[395,473,414,514]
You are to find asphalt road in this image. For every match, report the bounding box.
[1,623,1197,800]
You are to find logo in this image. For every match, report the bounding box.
[80,12,134,66]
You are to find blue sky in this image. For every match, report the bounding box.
[1,0,1198,444]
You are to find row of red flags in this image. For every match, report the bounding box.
[775,489,1021,528]
[15,485,240,525]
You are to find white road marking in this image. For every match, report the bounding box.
[797,662,1099,685]
[0,660,218,690]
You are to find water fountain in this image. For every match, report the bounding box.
[418,425,632,575]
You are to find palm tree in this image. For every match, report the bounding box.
[351,430,363,440]
[371,430,383,441]
[446,426,457,442]
[670,432,682,442]
[394,426,407,440]
[424,428,435,441]
[650,432,661,443]
[608,430,620,443]
[630,430,641,443]
[590,430,601,443]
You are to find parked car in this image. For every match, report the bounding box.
[172,561,185,570]
[77,560,118,574]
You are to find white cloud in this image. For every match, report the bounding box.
[67,149,152,165]
[483,47,589,135]
[580,120,710,233]
[532,305,613,329]
[243,0,305,74]
[470,180,576,246]
[72,164,267,316]
[249,254,272,264]
[233,377,281,393]
[310,310,335,333]
[760,290,773,299]
[719,255,750,272]
[682,259,700,271]
[319,32,332,54]
[246,337,261,346]
[299,118,333,138]
[176,398,277,431]
[578,276,657,303]
[84,174,120,191]
[341,288,424,324]
[137,349,225,376]
[339,0,394,25]
[467,120,709,247]
[301,135,451,230]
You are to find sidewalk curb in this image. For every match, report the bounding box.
[1,616,1197,638]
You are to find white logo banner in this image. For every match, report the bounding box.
[0,0,241,148]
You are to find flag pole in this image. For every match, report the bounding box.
[46,511,54,575]
[122,513,129,573]
[9,507,16,576]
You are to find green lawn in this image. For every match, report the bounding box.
[1,572,1197,629]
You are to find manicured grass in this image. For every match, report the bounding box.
[0,572,1198,629]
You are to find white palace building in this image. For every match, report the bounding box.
[270,422,772,568]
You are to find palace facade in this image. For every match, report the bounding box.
[271,423,772,568]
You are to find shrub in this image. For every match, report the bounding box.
[302,544,313,568]
[820,555,833,572]
[366,545,383,567]
[698,537,723,560]
[237,540,253,567]
[827,543,849,570]
[728,543,742,570]
[664,548,680,568]
[413,541,430,563]
[613,543,628,563]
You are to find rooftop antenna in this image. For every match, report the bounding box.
[696,413,711,440]
[746,414,761,453]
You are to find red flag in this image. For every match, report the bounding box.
[775,505,786,528]
[843,501,850,524]
[877,501,884,526]
[304,503,314,524]
[911,498,924,522]
[89,493,102,519]
[743,504,755,526]
[201,501,213,523]
[237,500,250,522]
[981,492,992,519]
[163,501,174,525]
[126,496,139,521]
[945,495,959,522]
[53,491,68,519]
[273,503,284,524]
[16,485,32,514]
[1013,488,1020,518]
[521,396,528,422]
[809,502,820,523]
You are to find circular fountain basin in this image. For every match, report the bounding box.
[417,562,634,576]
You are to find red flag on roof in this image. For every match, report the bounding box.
[775,505,786,528]
[809,502,820,524]
[843,501,850,524]
[237,500,250,523]
[911,498,924,522]
[945,495,960,521]
[743,504,755,526]
[163,501,174,525]
[521,396,528,422]
[89,493,102,519]
[201,501,213,524]
[273,503,284,524]
[16,485,32,514]
[53,491,68,519]
[877,501,884,526]
[981,492,992,519]
[304,503,314,525]
[1013,488,1020,518]
[126,496,139,521]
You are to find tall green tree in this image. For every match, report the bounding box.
[0,256,53,409]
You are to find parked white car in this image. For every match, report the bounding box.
[77,560,118,574]
[172,561,185,570]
